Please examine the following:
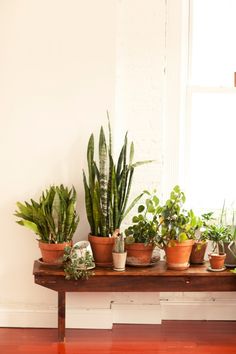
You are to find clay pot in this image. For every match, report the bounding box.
[165,239,194,270]
[112,252,127,271]
[88,234,114,267]
[190,241,208,264]
[208,253,226,269]
[39,241,71,265]
[126,243,154,266]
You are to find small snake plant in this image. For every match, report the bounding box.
[15,185,79,243]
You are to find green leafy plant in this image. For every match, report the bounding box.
[15,185,79,243]
[158,185,199,248]
[83,114,153,237]
[63,245,94,280]
[113,233,125,253]
[201,224,231,254]
[219,201,236,242]
[125,191,162,245]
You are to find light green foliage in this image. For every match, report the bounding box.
[158,185,199,248]
[15,185,79,243]
[83,114,153,236]
[63,245,94,280]
[124,191,162,245]
[201,224,231,254]
[219,201,236,242]
[113,233,125,253]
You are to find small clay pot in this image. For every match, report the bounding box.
[208,253,226,269]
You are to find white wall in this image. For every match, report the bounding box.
[0,0,235,329]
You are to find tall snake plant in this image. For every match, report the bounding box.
[83,115,153,236]
[15,185,79,243]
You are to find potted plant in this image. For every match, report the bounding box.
[15,185,79,265]
[112,232,127,271]
[202,224,229,270]
[83,115,152,267]
[63,242,95,280]
[158,185,198,270]
[218,203,236,267]
[190,212,214,265]
[124,191,162,266]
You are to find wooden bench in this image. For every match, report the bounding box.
[33,260,236,341]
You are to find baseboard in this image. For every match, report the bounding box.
[1,299,236,328]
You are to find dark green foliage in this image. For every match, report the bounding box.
[15,185,79,243]
[125,191,162,245]
[83,115,153,236]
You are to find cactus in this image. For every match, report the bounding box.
[113,234,125,253]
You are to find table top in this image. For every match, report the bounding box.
[33,260,236,292]
[33,259,234,277]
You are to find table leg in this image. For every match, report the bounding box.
[58,291,66,342]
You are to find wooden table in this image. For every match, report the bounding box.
[33,260,236,341]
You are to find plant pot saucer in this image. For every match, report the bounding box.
[38,258,63,268]
[77,263,96,270]
[225,263,236,268]
[207,266,226,272]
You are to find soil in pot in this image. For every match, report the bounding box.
[126,243,154,266]
[88,234,114,267]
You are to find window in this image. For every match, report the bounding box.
[183,0,236,211]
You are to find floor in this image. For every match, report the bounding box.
[0,321,236,354]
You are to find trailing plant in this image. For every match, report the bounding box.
[83,113,153,237]
[15,185,79,243]
[63,245,94,280]
[158,185,199,248]
[113,233,125,253]
[125,191,162,245]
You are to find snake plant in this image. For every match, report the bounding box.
[83,115,153,237]
[15,185,79,243]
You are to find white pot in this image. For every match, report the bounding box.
[112,252,127,271]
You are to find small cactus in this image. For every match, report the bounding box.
[113,233,125,253]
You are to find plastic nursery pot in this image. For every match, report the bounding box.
[219,242,236,268]
[39,241,72,265]
[112,251,127,271]
[165,239,194,270]
[125,243,155,266]
[208,253,226,270]
[88,234,115,267]
[190,241,208,265]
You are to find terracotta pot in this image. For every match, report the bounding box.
[126,243,154,266]
[39,241,71,265]
[190,241,208,264]
[88,234,114,267]
[112,252,127,271]
[208,253,226,269]
[165,239,194,270]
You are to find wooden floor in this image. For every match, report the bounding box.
[1,321,236,354]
